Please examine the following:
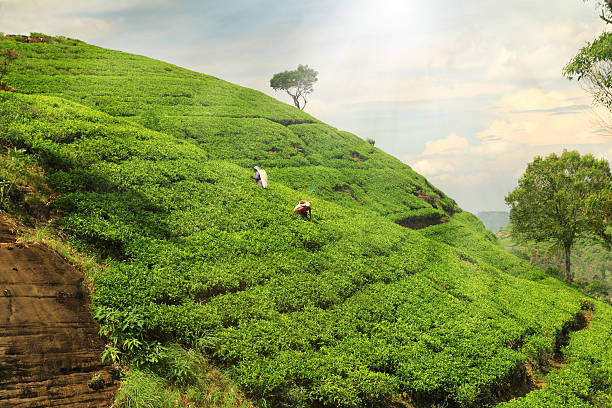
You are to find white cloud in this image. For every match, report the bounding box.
[0,0,171,39]
[470,139,514,156]
[478,88,610,146]
[485,48,519,80]
[411,159,454,176]
[423,133,468,155]
[453,172,490,186]
[496,88,581,112]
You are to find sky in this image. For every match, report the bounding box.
[1,0,611,212]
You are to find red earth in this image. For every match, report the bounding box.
[0,221,117,407]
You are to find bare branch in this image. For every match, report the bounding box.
[600,12,612,24]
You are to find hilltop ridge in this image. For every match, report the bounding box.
[1,32,457,228]
[0,34,610,408]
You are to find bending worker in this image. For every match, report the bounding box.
[292,200,312,222]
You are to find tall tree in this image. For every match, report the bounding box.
[505,150,612,283]
[270,64,318,110]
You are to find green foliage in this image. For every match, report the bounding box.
[1,91,588,407]
[0,37,611,408]
[0,35,456,223]
[114,369,183,408]
[116,362,254,408]
[497,225,612,299]
[88,372,106,391]
[587,278,609,298]
[421,212,541,279]
[497,365,595,408]
[505,150,612,282]
[0,146,41,211]
[94,305,167,368]
[0,47,17,88]
[564,31,612,110]
[522,335,554,368]
[157,344,201,388]
[564,1,612,110]
[270,64,318,110]
[0,179,11,208]
[497,303,612,408]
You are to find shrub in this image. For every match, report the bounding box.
[156,344,200,388]
[88,372,105,390]
[0,48,18,89]
[114,369,181,408]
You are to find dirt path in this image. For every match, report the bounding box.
[0,221,117,407]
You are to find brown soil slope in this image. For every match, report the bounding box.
[0,222,116,407]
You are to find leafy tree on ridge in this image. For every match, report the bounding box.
[505,150,612,283]
[270,64,318,110]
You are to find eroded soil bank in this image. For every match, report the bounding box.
[0,221,116,407]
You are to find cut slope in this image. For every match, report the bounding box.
[0,220,117,407]
[1,34,456,226]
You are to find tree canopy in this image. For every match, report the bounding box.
[564,33,612,110]
[564,1,612,110]
[505,150,612,283]
[270,64,318,110]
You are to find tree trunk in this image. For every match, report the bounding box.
[564,243,572,283]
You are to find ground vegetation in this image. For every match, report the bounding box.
[0,34,610,408]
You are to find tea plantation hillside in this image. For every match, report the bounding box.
[1,34,455,227]
[0,35,611,408]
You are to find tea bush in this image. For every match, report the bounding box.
[1,36,611,407]
[0,35,456,224]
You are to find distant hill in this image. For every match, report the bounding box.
[477,210,509,233]
[0,33,610,408]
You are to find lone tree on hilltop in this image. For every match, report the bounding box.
[505,150,612,283]
[270,64,318,110]
[0,48,18,91]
